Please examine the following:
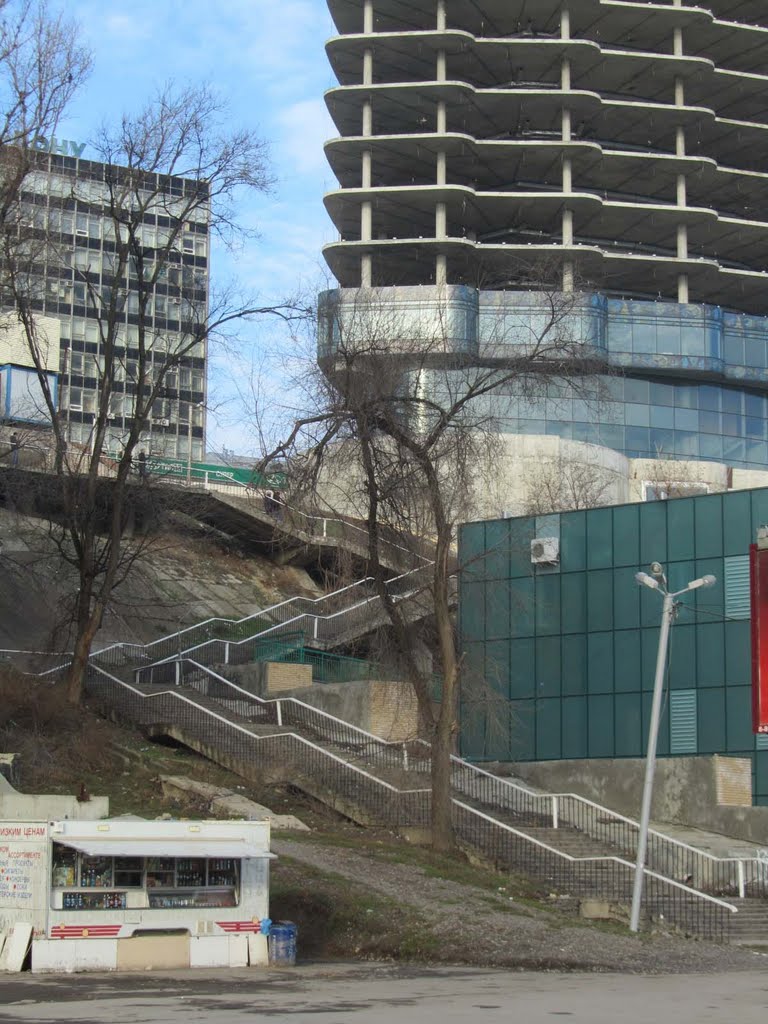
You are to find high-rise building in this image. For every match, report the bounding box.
[321,0,768,511]
[1,149,208,462]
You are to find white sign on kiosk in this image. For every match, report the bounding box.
[0,819,274,972]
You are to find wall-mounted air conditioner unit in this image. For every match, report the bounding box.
[531,537,559,565]
[154,417,170,427]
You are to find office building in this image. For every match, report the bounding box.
[321,0,768,512]
[0,149,208,461]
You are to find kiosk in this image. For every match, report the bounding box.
[0,818,274,972]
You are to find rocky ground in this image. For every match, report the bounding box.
[271,833,768,974]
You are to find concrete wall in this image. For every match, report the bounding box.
[283,680,419,742]
[0,793,109,821]
[315,432,768,522]
[513,755,768,844]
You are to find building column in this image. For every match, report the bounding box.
[673,15,689,304]
[561,38,574,291]
[361,93,373,287]
[560,5,570,40]
[364,0,373,33]
[436,88,448,288]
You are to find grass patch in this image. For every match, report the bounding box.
[270,855,439,962]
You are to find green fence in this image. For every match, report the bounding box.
[251,632,382,684]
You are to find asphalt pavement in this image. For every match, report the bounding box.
[1,963,767,1023]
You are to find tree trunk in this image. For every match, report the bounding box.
[65,612,101,705]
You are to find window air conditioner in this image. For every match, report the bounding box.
[531,537,559,565]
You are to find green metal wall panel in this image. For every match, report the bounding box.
[694,493,724,558]
[508,639,535,699]
[459,522,487,579]
[484,519,512,581]
[694,557,724,616]
[697,688,726,753]
[510,578,535,637]
[535,573,561,636]
[560,511,587,571]
[457,486,768,797]
[642,691,670,755]
[751,491,768,538]
[613,505,640,567]
[587,570,614,632]
[666,498,695,561]
[509,519,536,577]
[696,623,726,687]
[588,633,614,693]
[535,636,561,697]
[485,580,511,640]
[614,630,642,692]
[614,692,643,757]
[639,501,668,565]
[640,628,661,691]
[754,752,768,805]
[726,685,753,753]
[561,696,588,759]
[510,700,536,760]
[561,573,587,634]
[587,508,614,569]
[461,581,486,641]
[561,635,587,695]
[536,699,561,760]
[724,620,751,685]
[614,567,642,629]
[668,624,696,689]
[484,639,510,697]
[723,490,751,557]
[588,694,615,756]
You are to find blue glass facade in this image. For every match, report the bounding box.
[321,287,768,470]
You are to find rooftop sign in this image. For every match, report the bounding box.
[31,136,86,158]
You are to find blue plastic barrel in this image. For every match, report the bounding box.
[268,921,298,965]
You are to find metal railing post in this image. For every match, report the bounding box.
[402,744,409,772]
[552,795,559,829]
[738,860,746,899]
[276,700,282,727]
[224,642,230,665]
[313,618,319,640]
[174,660,181,686]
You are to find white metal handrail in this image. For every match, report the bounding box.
[85,661,739,922]
[9,563,432,678]
[90,663,425,794]
[454,801,738,914]
[176,659,762,901]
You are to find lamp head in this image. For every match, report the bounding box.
[649,561,665,580]
[635,571,660,591]
[686,574,717,592]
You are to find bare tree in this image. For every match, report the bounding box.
[259,284,605,851]
[0,82,311,703]
[520,451,615,515]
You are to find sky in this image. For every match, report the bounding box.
[56,0,339,456]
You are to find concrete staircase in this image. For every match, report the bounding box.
[84,659,768,942]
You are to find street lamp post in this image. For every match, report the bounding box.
[629,563,716,934]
